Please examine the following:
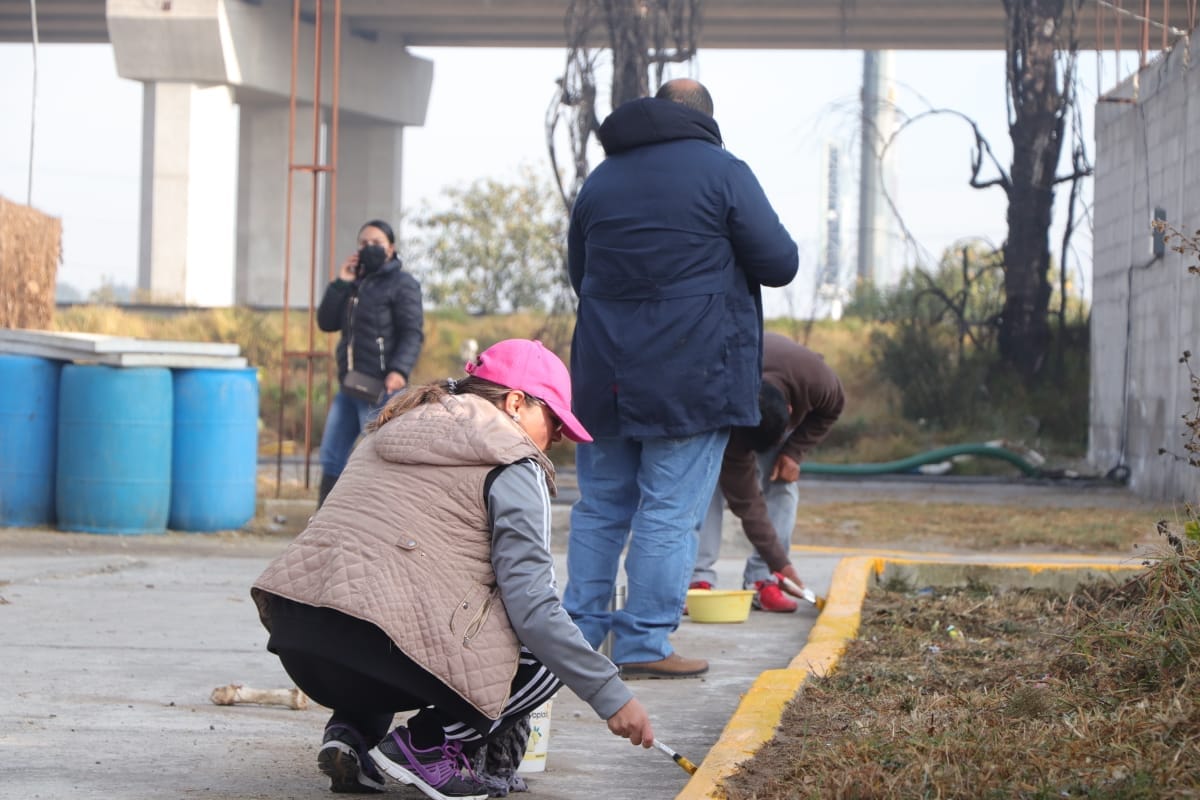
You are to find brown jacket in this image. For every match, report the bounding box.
[720,332,845,571]
[252,393,555,720]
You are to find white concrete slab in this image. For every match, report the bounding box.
[0,329,248,368]
[0,328,240,356]
[0,341,247,368]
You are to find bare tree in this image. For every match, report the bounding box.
[877,2,1091,385]
[546,0,703,212]
[997,0,1087,381]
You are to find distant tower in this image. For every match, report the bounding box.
[857,50,895,287]
[816,142,846,319]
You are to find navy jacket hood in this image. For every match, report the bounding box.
[597,97,723,155]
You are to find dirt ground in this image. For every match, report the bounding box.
[790,475,1169,553]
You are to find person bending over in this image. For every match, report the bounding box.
[690,333,845,612]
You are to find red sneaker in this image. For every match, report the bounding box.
[752,579,797,613]
[684,580,713,615]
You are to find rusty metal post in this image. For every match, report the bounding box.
[275,0,342,495]
[274,0,301,495]
[326,1,343,403]
[300,0,325,490]
[1162,0,1169,52]
[1115,0,1123,87]
[1140,0,1150,68]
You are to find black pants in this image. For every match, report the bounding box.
[265,596,561,750]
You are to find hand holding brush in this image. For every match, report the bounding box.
[775,571,826,610]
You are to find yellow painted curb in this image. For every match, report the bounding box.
[790,543,1139,565]
[675,557,876,800]
[868,553,1143,571]
[674,554,1146,800]
[672,668,806,800]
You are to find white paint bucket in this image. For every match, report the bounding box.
[517,699,553,773]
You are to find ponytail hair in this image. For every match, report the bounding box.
[367,375,514,432]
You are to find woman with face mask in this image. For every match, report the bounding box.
[315,219,425,505]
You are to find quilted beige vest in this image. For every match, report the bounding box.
[252,393,556,720]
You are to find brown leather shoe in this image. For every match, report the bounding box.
[618,652,709,679]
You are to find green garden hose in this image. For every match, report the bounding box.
[804,442,1042,478]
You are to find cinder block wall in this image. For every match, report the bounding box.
[1091,36,1200,502]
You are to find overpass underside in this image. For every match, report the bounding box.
[0,0,1169,51]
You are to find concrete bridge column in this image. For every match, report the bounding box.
[234,101,320,309]
[108,0,433,307]
[331,118,406,267]
[139,81,238,306]
[234,110,408,308]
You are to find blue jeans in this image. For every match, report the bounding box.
[318,389,388,479]
[691,444,800,589]
[563,429,729,665]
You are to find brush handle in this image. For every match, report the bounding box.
[775,572,826,608]
[654,739,698,775]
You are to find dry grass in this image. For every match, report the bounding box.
[49,307,1091,469]
[724,533,1200,799]
[796,502,1171,553]
[0,196,60,329]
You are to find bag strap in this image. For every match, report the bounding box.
[346,291,360,372]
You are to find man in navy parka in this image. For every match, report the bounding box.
[563,79,799,678]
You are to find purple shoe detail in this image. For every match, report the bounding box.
[390,729,463,787]
[368,726,487,800]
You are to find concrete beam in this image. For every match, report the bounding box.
[107,0,432,126]
[1,0,1162,50]
[0,0,108,42]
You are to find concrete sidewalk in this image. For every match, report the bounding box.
[1,469,1149,800]
[0,525,836,800]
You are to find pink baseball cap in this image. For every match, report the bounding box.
[464,339,593,443]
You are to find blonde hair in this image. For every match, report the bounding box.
[367,376,512,432]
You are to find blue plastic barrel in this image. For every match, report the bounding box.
[57,365,173,534]
[169,368,259,532]
[0,355,62,527]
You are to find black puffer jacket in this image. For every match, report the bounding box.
[317,257,424,382]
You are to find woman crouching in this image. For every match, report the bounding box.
[251,339,653,800]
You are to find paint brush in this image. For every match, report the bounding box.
[775,572,826,610]
[653,739,698,775]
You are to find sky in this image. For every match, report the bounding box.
[0,42,1135,316]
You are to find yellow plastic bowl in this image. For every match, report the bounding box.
[686,589,755,623]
